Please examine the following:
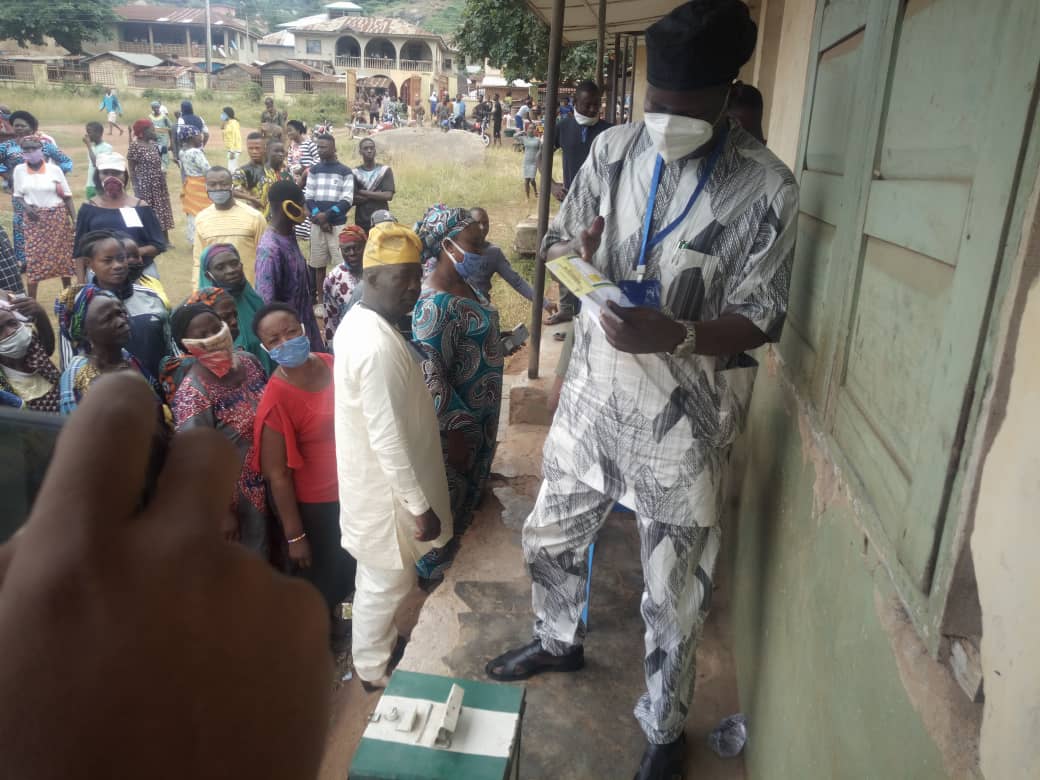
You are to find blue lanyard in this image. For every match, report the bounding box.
[636,126,728,280]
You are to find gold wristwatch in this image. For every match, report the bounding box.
[670,321,698,358]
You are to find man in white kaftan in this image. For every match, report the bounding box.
[334,222,452,689]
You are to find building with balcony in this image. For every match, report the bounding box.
[89,4,262,65]
[259,2,457,105]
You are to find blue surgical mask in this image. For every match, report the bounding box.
[445,238,483,279]
[265,332,310,368]
[220,112,229,122]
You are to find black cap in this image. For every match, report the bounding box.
[645,0,758,91]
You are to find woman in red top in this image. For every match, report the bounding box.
[253,302,355,649]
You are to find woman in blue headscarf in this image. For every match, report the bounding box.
[411,205,505,580]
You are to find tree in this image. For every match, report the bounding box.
[0,0,118,55]
[455,0,599,84]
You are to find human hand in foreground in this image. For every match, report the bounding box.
[415,509,442,542]
[601,300,685,354]
[551,182,567,202]
[0,373,332,780]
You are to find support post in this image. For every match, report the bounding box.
[618,35,630,123]
[607,33,620,123]
[595,0,607,90]
[528,0,565,379]
[204,0,213,75]
[147,25,154,53]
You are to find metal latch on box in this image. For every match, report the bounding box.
[367,684,465,750]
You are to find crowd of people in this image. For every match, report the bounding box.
[0,2,789,775]
[0,95,546,678]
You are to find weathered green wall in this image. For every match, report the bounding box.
[728,360,947,779]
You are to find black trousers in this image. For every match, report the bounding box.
[295,501,357,612]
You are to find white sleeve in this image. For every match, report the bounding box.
[356,346,432,516]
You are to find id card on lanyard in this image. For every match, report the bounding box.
[619,126,728,309]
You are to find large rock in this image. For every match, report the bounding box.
[513,216,539,256]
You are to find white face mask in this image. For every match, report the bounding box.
[574,110,598,127]
[643,113,718,164]
[0,323,33,360]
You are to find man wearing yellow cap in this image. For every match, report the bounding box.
[332,222,453,691]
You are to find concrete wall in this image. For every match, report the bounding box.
[729,359,959,778]
[971,176,1040,780]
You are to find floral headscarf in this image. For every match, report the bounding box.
[186,286,233,310]
[338,225,368,245]
[177,124,201,142]
[55,284,116,354]
[414,205,474,265]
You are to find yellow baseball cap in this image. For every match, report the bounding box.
[362,222,422,269]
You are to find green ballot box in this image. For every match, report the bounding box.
[349,671,526,780]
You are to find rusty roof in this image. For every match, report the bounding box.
[259,59,338,80]
[285,14,450,47]
[114,4,253,36]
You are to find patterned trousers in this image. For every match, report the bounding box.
[523,479,721,744]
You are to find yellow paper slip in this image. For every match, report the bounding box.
[546,256,625,297]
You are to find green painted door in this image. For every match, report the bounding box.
[781,0,1040,644]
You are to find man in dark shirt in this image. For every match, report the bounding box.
[547,79,613,325]
[550,80,613,202]
[492,94,504,146]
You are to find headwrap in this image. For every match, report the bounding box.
[413,205,474,264]
[200,243,238,275]
[132,119,153,138]
[363,222,423,269]
[170,302,217,353]
[339,225,368,245]
[645,0,758,91]
[177,124,201,142]
[313,121,334,137]
[186,286,233,311]
[55,284,116,354]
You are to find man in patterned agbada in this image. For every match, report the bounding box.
[486,2,800,778]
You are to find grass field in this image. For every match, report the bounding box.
[1,86,561,332]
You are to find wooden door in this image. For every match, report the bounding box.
[782,0,1040,647]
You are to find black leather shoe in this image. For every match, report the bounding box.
[485,639,584,681]
[633,735,686,780]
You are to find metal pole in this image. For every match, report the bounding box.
[607,34,620,123]
[528,0,565,379]
[595,0,607,90]
[618,35,629,124]
[204,0,213,75]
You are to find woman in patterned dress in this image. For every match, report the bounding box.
[0,111,73,276]
[126,119,174,241]
[56,284,160,414]
[0,301,61,413]
[169,302,273,559]
[412,205,505,579]
[11,137,76,299]
[285,120,318,242]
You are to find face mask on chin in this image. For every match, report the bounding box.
[573,110,598,127]
[643,94,730,164]
[126,264,146,283]
[22,150,44,165]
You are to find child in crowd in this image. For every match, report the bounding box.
[81,122,112,200]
